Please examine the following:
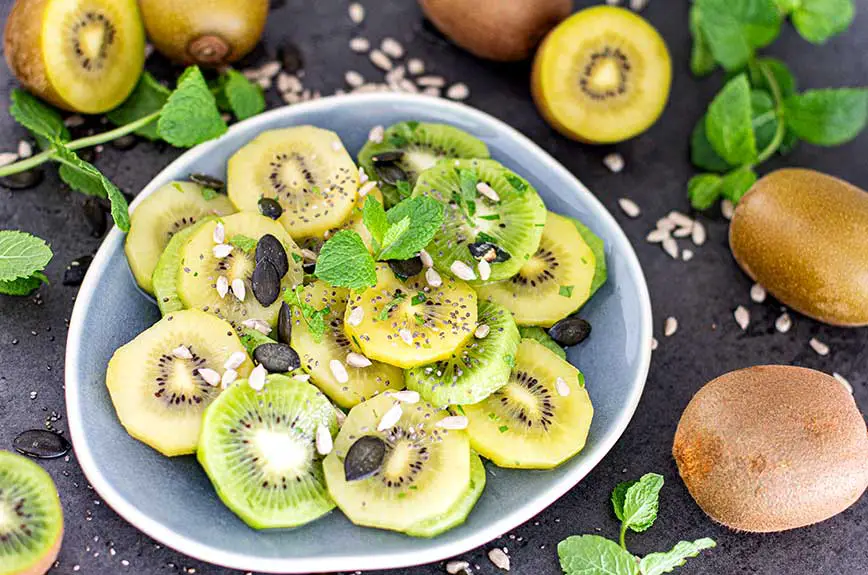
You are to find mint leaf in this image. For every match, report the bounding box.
[396,180,412,200]
[315,230,377,289]
[748,57,797,98]
[0,272,47,296]
[558,535,638,575]
[783,88,868,145]
[106,72,169,140]
[695,0,782,70]
[750,90,778,152]
[720,167,758,203]
[229,234,257,253]
[0,231,53,282]
[223,69,266,121]
[379,196,445,261]
[775,0,800,11]
[283,285,330,343]
[239,327,276,356]
[379,216,411,260]
[689,7,717,76]
[9,89,68,142]
[611,480,638,522]
[688,174,724,210]
[638,538,716,575]
[621,473,664,533]
[58,163,106,197]
[362,196,389,247]
[706,75,757,165]
[458,169,478,217]
[157,66,228,147]
[53,145,130,231]
[559,285,574,298]
[792,0,855,44]
[690,115,733,173]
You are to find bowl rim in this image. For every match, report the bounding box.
[65,92,652,573]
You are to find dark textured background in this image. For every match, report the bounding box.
[1,1,866,573]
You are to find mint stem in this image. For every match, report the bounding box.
[0,110,162,178]
[753,60,787,164]
[619,523,628,550]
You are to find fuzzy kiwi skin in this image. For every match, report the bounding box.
[419,0,571,62]
[730,169,868,327]
[673,365,868,533]
[139,0,268,66]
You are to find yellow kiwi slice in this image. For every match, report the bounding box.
[344,263,477,369]
[106,309,254,456]
[463,338,593,469]
[125,182,236,295]
[177,212,304,330]
[4,0,145,113]
[477,212,595,327]
[323,394,472,533]
[531,6,672,143]
[227,126,359,240]
[290,280,405,409]
[298,187,385,256]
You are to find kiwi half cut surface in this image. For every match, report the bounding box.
[290,280,405,409]
[106,310,253,456]
[323,394,472,533]
[4,0,145,113]
[531,6,672,143]
[463,338,593,469]
[344,264,478,369]
[413,159,547,285]
[126,181,236,295]
[0,451,63,575]
[198,374,337,529]
[406,300,519,407]
[478,211,596,327]
[357,121,491,207]
[227,126,359,240]
[177,212,304,330]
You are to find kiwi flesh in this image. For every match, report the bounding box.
[463,338,593,469]
[358,122,490,207]
[323,393,472,533]
[227,126,359,240]
[106,309,253,456]
[413,159,547,285]
[518,326,566,360]
[126,181,235,295]
[198,374,337,529]
[298,187,386,256]
[477,211,596,327]
[4,0,145,113]
[406,300,519,407]
[0,451,63,575]
[152,219,212,315]
[343,263,478,369]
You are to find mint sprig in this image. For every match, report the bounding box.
[314,230,377,290]
[283,285,330,343]
[0,231,53,296]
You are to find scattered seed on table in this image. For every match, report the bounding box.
[422,86,441,97]
[259,61,281,79]
[750,283,767,303]
[662,237,679,259]
[775,312,792,333]
[407,58,425,75]
[488,548,510,571]
[734,305,750,330]
[606,0,622,5]
[446,82,469,100]
[349,2,365,24]
[603,153,624,173]
[809,337,830,356]
[282,92,301,104]
[368,125,385,143]
[664,316,678,337]
[630,0,650,11]
[345,70,365,87]
[650,337,658,351]
[682,249,694,261]
[672,226,692,238]
[618,198,641,218]
[721,199,735,220]
[257,77,272,89]
[417,75,446,88]
[0,152,17,167]
[381,37,404,58]
[386,66,406,86]
[64,115,85,127]
[369,49,393,71]
[833,373,853,394]
[349,37,370,53]
[399,78,419,93]
[691,221,707,245]
[446,560,471,575]
[17,141,32,158]
[668,211,694,228]
[646,229,668,243]
[277,73,302,94]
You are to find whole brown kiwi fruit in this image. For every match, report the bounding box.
[673,365,868,533]
[730,168,868,327]
[138,0,268,66]
[419,0,572,62]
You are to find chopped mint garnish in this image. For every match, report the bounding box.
[314,230,377,290]
[378,291,407,320]
[559,285,574,298]
[229,234,257,253]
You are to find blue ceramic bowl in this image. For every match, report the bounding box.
[65,93,652,573]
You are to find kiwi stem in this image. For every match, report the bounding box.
[0,111,162,178]
[753,60,786,165]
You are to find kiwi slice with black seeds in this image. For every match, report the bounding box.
[298,187,385,256]
[0,451,64,575]
[463,339,593,469]
[106,310,254,456]
[358,122,490,207]
[406,300,520,407]
[198,374,337,529]
[153,219,212,315]
[413,159,547,285]
[323,394,472,533]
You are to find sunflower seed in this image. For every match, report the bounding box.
[294,373,311,382]
[650,337,659,351]
[478,259,491,281]
[221,369,238,388]
[213,243,233,258]
[451,260,476,281]
[446,82,469,100]
[646,229,669,243]
[775,312,792,333]
[488,548,510,571]
[212,222,225,244]
[436,416,468,430]
[0,152,17,167]
[721,199,735,220]
[282,91,301,104]
[398,78,419,93]
[664,316,678,337]
[555,377,571,397]
[399,328,414,345]
[301,248,319,261]
[277,73,302,94]
[630,0,649,11]
[422,86,441,97]
[389,390,420,403]
[381,37,404,59]
[349,37,370,53]
[476,182,500,202]
[407,58,425,75]
[377,403,403,431]
[368,125,385,143]
[420,249,434,268]
[346,352,372,368]
[242,318,271,335]
[691,221,707,246]
[316,424,333,455]
[345,70,365,87]
[359,180,377,197]
[348,2,365,24]
[17,141,32,159]
[231,278,246,301]
[257,77,272,90]
[215,275,229,299]
[370,49,393,71]
[64,114,85,127]
[603,153,624,173]
[474,324,490,339]
[248,365,267,391]
[656,217,677,232]
[426,267,443,287]
[224,351,246,370]
[196,368,220,387]
[672,226,692,238]
[359,166,369,183]
[682,249,694,261]
[833,373,853,394]
[172,346,192,360]
[618,198,641,218]
[734,305,750,330]
[606,0,622,5]
[417,75,446,88]
[668,211,694,228]
[662,237,679,259]
[446,560,471,575]
[809,337,830,356]
[750,283,767,303]
[386,65,406,84]
[325,359,349,384]
[259,61,281,79]
[347,306,365,326]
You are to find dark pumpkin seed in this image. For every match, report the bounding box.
[374,163,408,186]
[111,134,138,150]
[371,150,404,164]
[278,302,292,344]
[258,197,284,219]
[302,261,316,275]
[82,197,108,238]
[278,42,304,74]
[251,260,281,306]
[468,241,511,263]
[344,435,387,482]
[0,169,43,190]
[13,429,71,459]
[63,255,93,286]
[189,173,225,191]
[254,343,300,372]
[388,257,423,279]
[255,234,289,278]
[548,316,591,347]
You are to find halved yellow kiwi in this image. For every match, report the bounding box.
[531,6,671,143]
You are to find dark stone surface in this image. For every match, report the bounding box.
[1,1,866,574]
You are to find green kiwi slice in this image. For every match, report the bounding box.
[125,181,235,295]
[0,451,63,575]
[198,374,337,529]
[404,452,486,538]
[357,121,490,207]
[413,159,546,285]
[323,394,472,533]
[153,218,212,315]
[406,300,519,407]
[518,326,566,360]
